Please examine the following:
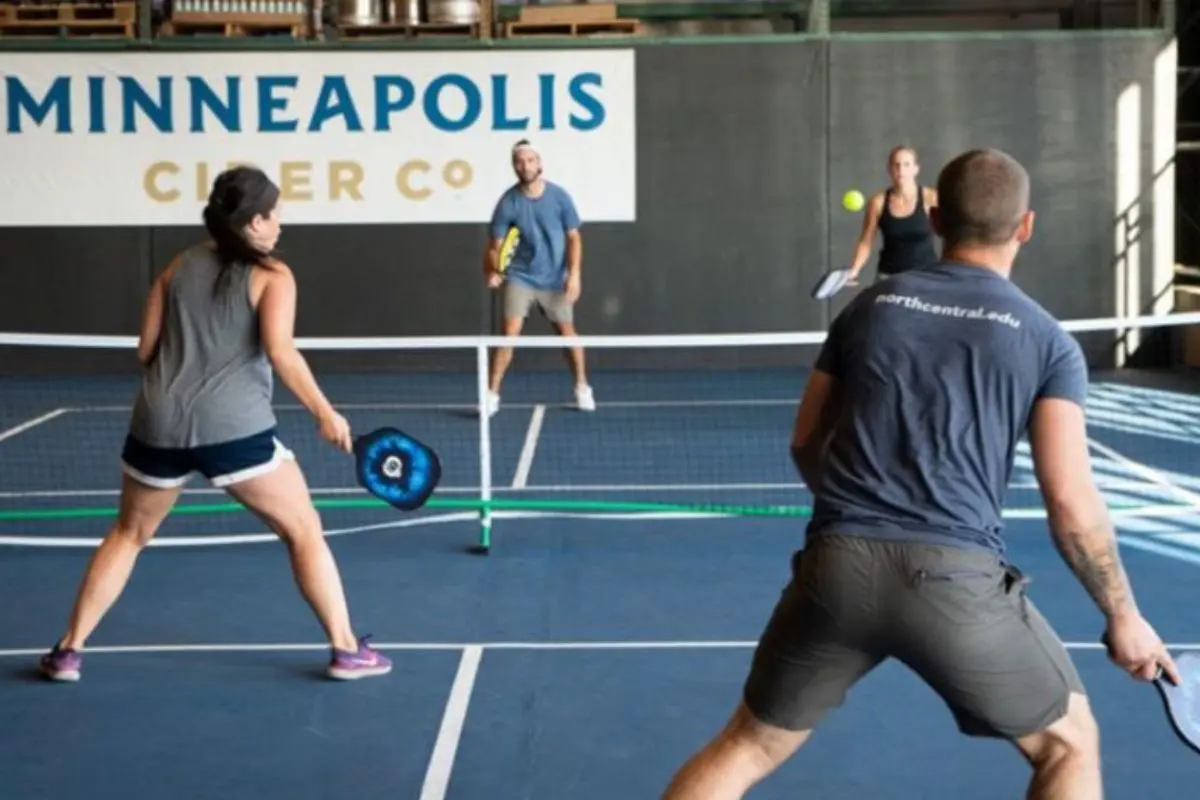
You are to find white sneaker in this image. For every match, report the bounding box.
[574,384,596,412]
[484,390,500,418]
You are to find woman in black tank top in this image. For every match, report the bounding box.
[847,145,940,283]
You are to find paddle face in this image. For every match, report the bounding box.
[353,427,442,512]
[498,226,520,274]
[811,268,853,300]
[1155,652,1200,754]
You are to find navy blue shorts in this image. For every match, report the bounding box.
[120,428,294,489]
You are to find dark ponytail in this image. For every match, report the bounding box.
[202,166,282,294]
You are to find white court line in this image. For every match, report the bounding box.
[0,408,68,444]
[0,639,1198,658]
[5,504,1198,550]
[0,479,1164,501]
[0,485,479,500]
[511,405,546,489]
[419,646,483,800]
[73,402,478,413]
[68,398,800,414]
[0,511,480,548]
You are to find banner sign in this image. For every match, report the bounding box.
[0,50,637,227]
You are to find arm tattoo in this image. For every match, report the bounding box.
[1052,523,1136,618]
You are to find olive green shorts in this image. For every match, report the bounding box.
[742,533,1084,739]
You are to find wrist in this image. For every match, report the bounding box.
[314,401,337,421]
[1104,604,1141,624]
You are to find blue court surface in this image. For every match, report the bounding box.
[2,367,1199,798]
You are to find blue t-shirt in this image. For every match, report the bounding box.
[489,182,581,292]
[807,261,1089,558]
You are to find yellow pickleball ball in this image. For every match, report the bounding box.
[842,190,865,212]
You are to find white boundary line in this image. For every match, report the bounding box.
[0,639,1197,658]
[0,408,68,444]
[419,646,483,800]
[0,512,481,548]
[64,398,801,413]
[0,479,1171,501]
[1,502,1199,550]
[511,405,545,489]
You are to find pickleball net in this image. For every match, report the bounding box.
[1,311,1199,551]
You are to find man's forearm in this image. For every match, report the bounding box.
[567,236,582,278]
[1047,495,1138,619]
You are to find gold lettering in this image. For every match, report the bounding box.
[329,161,364,201]
[396,159,432,200]
[144,162,180,203]
[279,161,313,201]
[443,159,472,190]
[148,159,475,203]
[195,162,210,202]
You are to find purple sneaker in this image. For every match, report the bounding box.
[40,644,82,682]
[327,635,392,681]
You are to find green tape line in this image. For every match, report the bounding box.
[0,495,814,522]
[0,494,1172,524]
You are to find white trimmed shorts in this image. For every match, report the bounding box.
[120,427,295,489]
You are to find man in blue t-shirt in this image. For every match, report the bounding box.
[482,139,595,417]
[663,149,1178,800]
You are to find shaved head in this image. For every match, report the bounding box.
[934,149,1031,249]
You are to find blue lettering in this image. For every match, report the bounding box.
[424,74,480,133]
[257,76,298,132]
[374,75,414,131]
[309,76,363,132]
[5,76,70,133]
[538,74,555,131]
[87,76,104,133]
[188,76,240,133]
[568,73,604,131]
[120,77,172,133]
[491,75,528,131]
[4,70,610,136]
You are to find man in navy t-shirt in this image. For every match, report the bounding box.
[662,149,1177,800]
[482,139,595,418]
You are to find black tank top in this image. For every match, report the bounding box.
[877,186,938,276]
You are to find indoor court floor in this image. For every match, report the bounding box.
[1,368,1199,798]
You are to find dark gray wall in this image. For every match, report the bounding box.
[0,33,1169,375]
[826,33,1166,364]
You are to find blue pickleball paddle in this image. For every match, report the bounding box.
[353,427,442,512]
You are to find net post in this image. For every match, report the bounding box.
[475,342,493,553]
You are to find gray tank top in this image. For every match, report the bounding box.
[129,246,276,448]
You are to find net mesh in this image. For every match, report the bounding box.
[1,312,1199,551]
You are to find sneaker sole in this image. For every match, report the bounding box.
[326,664,393,681]
[42,669,80,682]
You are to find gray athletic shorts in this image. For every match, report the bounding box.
[743,533,1084,739]
[504,280,573,324]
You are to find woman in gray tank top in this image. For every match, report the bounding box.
[38,167,390,683]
